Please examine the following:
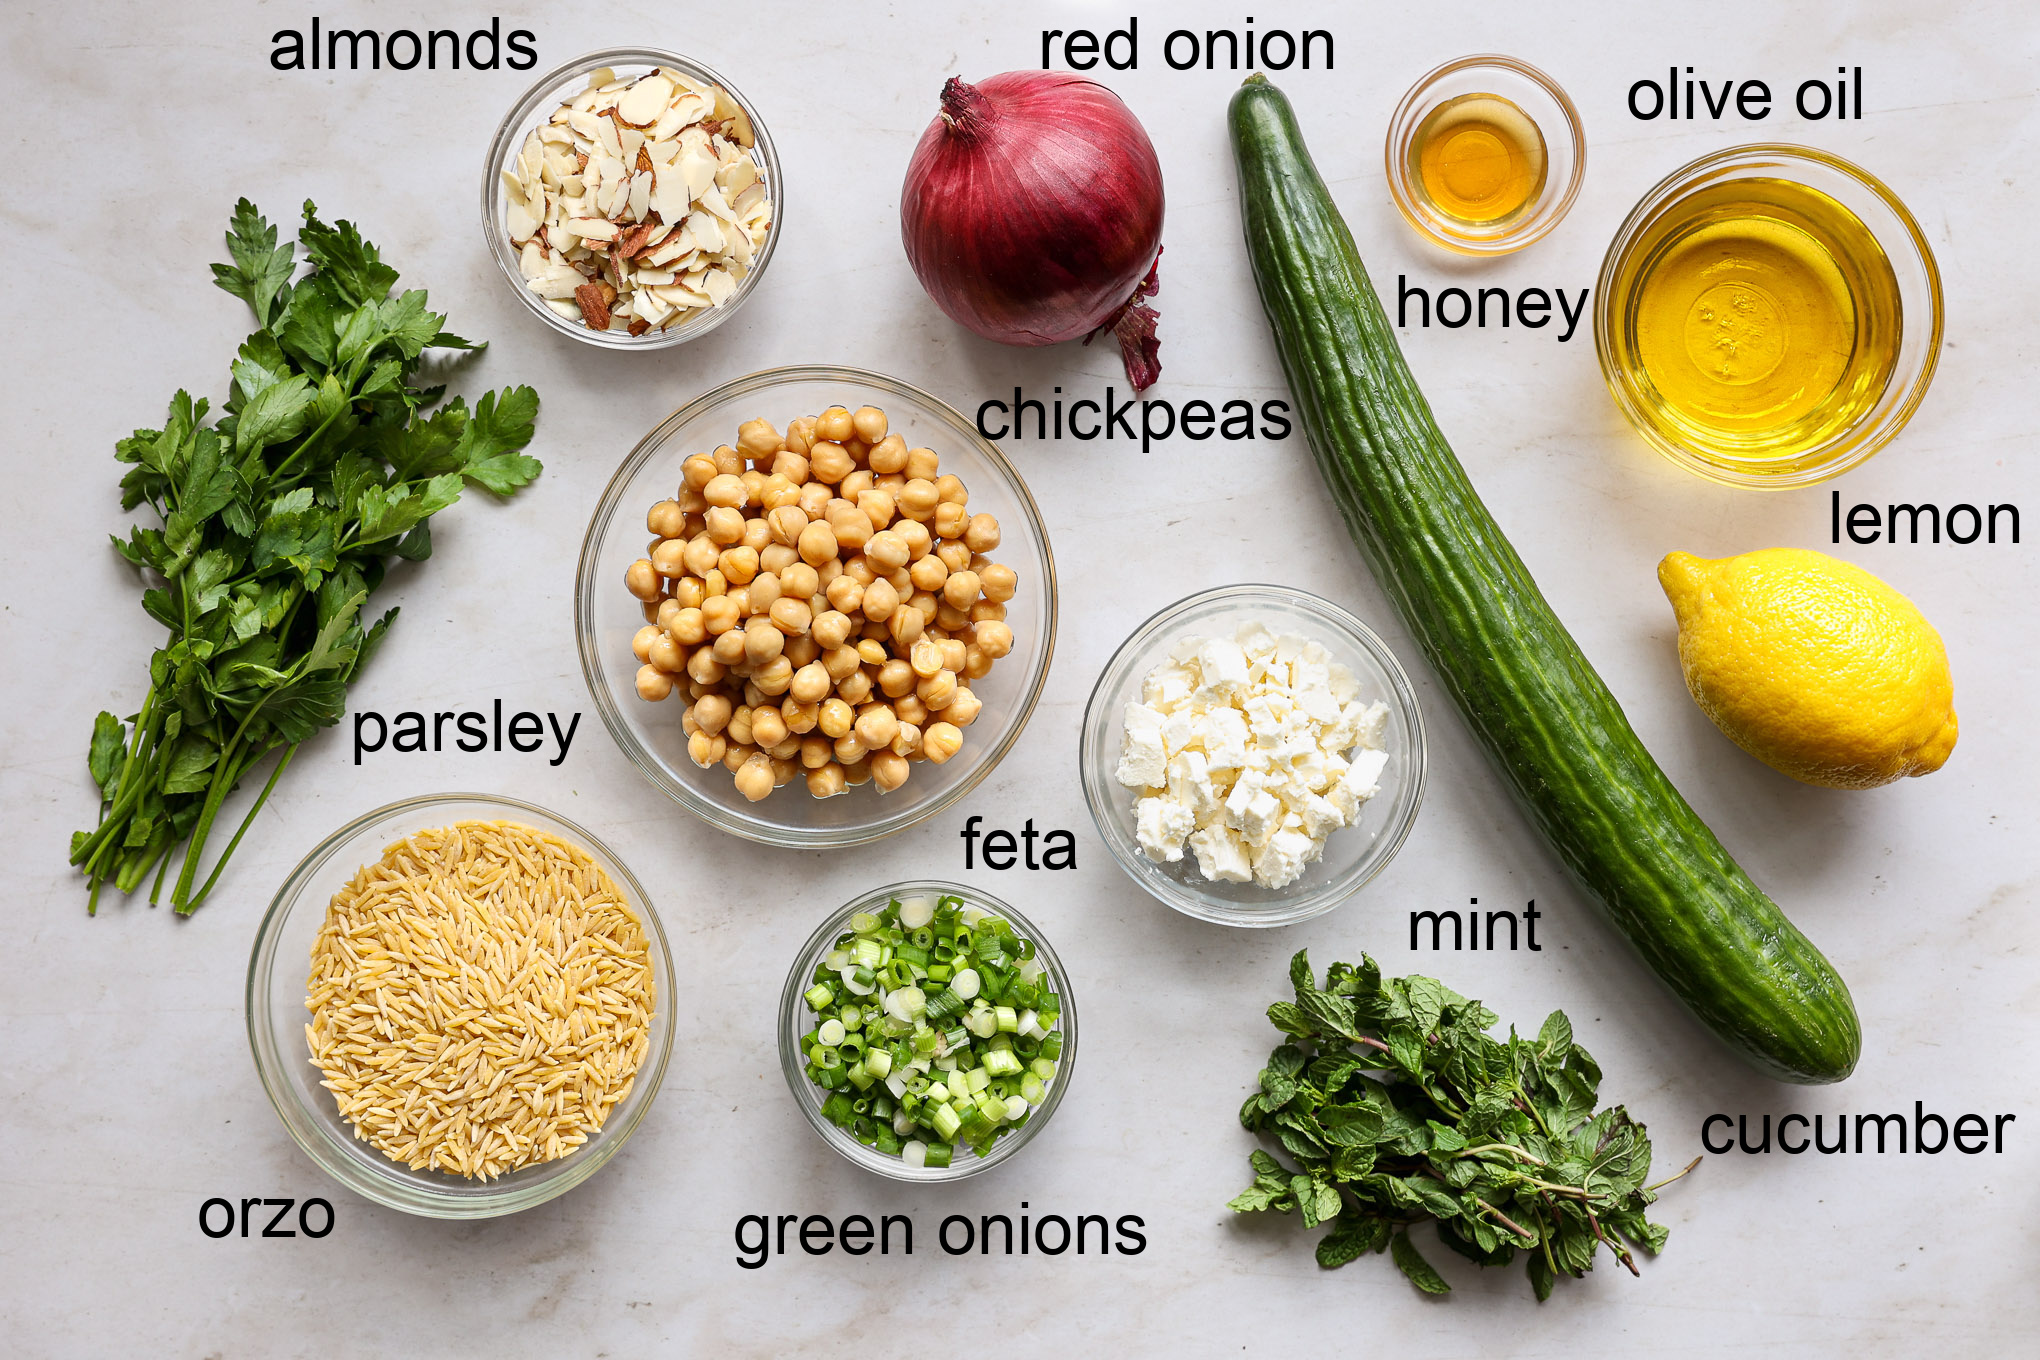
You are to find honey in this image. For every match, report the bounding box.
[1409,93,1547,227]
[1607,178,1902,471]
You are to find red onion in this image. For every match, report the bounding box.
[901,72,1166,390]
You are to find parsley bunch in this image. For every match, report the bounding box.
[72,199,542,915]
[1229,951,1695,1299]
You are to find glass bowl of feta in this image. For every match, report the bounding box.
[1079,584,1427,927]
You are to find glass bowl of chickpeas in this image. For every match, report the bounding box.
[576,366,1058,846]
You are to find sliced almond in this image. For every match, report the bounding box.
[617,73,675,127]
[568,217,619,241]
[702,268,736,306]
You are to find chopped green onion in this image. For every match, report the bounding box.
[803,983,835,1011]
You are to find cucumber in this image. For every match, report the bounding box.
[1226,74,1859,1084]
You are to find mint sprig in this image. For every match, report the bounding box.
[1229,950,1696,1299]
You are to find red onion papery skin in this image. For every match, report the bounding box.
[901,72,1166,389]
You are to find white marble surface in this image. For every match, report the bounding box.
[4,1,2038,1353]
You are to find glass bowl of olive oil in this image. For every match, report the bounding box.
[1594,145,1942,489]
[1385,54,1586,255]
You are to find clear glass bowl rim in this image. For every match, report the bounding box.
[1591,142,1945,489]
[1383,52,1588,256]
[1079,583,1428,928]
[575,364,1059,848]
[479,45,783,349]
[245,792,677,1218]
[775,879,1078,1182]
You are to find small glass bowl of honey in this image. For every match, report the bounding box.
[1594,145,1943,489]
[1385,54,1585,255]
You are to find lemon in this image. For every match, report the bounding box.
[1657,547,1957,789]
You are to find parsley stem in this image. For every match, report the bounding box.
[181,744,294,913]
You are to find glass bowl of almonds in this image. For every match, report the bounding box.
[577,366,1058,847]
[482,48,780,347]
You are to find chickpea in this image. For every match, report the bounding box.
[935,601,971,632]
[951,687,988,727]
[858,489,897,531]
[744,571,780,611]
[974,621,1014,660]
[735,417,780,458]
[861,576,900,623]
[888,606,925,648]
[754,657,795,694]
[836,670,874,706]
[644,539,685,580]
[890,517,929,559]
[762,504,805,547]
[687,648,728,685]
[631,624,663,662]
[712,630,749,665]
[718,545,759,586]
[827,503,872,553]
[962,513,1001,554]
[874,472,907,492]
[840,470,874,500]
[751,705,789,749]
[701,472,745,509]
[649,633,688,674]
[869,750,910,793]
[733,753,775,802]
[834,731,870,765]
[862,530,908,573]
[894,693,929,726]
[891,722,922,757]
[635,664,674,701]
[910,589,941,623]
[726,705,756,748]
[936,541,973,573]
[797,520,838,567]
[760,543,799,576]
[646,498,687,538]
[770,596,813,636]
[932,501,969,540]
[908,639,943,679]
[842,758,873,786]
[701,567,728,599]
[624,559,660,601]
[903,446,940,480]
[800,735,834,769]
[708,445,742,476]
[823,645,863,682]
[705,505,747,546]
[918,669,958,710]
[794,479,830,517]
[682,453,718,489]
[771,755,802,786]
[838,404,880,443]
[771,449,810,484]
[717,742,750,774]
[686,729,726,767]
[691,693,732,735]
[678,487,709,517]
[790,662,832,705]
[781,698,820,734]
[780,562,820,600]
[807,762,848,798]
[932,638,963,673]
[819,697,855,740]
[855,705,900,750]
[922,722,963,763]
[851,639,885,669]
[963,644,995,680]
[674,577,709,610]
[804,611,849,653]
[700,595,738,636]
[741,616,782,665]
[785,635,820,669]
[905,555,945,594]
[868,435,908,474]
[825,573,865,615]
[785,416,817,456]
[809,442,854,484]
[673,604,713,644]
[862,619,891,641]
[938,569,979,609]
[898,478,939,521]
[816,406,855,443]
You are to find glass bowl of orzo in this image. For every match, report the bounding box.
[247,794,675,1218]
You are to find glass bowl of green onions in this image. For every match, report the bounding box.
[777,880,1077,1181]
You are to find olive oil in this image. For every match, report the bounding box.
[1610,178,1901,472]
[1409,93,1547,227]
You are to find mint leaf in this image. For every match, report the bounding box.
[1391,1230,1451,1294]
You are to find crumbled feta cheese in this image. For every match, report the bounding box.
[1115,703,1167,788]
[1116,618,1393,888]
[1135,794,1194,862]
